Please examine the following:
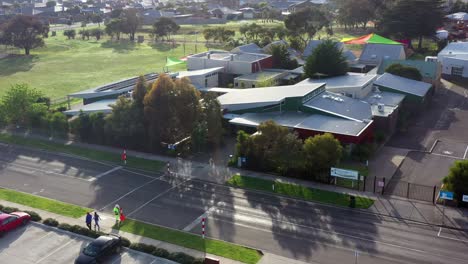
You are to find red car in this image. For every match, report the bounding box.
[0,212,31,235]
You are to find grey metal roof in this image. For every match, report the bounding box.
[69,73,157,99]
[359,44,405,65]
[303,40,346,58]
[64,99,116,116]
[303,91,372,122]
[217,83,325,112]
[438,42,468,57]
[231,43,264,54]
[229,111,371,137]
[374,73,432,98]
[296,73,377,90]
[364,91,405,107]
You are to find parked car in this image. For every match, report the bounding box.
[0,211,31,236]
[74,234,122,264]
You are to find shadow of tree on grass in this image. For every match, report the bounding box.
[0,55,37,76]
[100,40,136,53]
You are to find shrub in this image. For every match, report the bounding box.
[24,210,42,222]
[168,252,196,264]
[152,247,170,258]
[193,259,205,264]
[58,223,72,231]
[121,236,131,247]
[0,204,4,211]
[2,207,20,213]
[43,218,59,227]
[130,243,156,254]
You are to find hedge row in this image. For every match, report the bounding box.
[0,204,42,222]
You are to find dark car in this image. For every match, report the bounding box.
[74,234,122,264]
[0,212,31,236]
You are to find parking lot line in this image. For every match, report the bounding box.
[88,166,123,182]
[430,152,461,160]
[99,177,164,211]
[35,239,75,264]
[127,178,191,217]
[121,168,161,179]
[111,252,127,264]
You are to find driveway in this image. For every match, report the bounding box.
[0,223,177,264]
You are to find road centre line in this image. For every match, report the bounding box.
[99,177,163,211]
[88,166,123,182]
[35,239,75,264]
[127,178,191,217]
[463,145,468,159]
[0,160,91,182]
[183,206,217,231]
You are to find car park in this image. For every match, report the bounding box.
[0,211,30,236]
[74,234,122,264]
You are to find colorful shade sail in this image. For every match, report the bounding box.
[341,33,401,45]
[165,56,186,67]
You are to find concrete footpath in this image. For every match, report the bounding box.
[3,130,468,231]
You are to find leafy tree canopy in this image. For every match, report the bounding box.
[443,160,468,203]
[385,63,422,81]
[304,39,348,78]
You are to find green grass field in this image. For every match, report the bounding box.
[117,219,262,264]
[227,175,374,209]
[0,27,203,99]
[0,188,90,218]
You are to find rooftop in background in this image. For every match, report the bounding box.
[188,51,270,62]
[303,91,372,122]
[374,73,432,97]
[359,43,405,66]
[231,43,264,54]
[64,99,116,116]
[438,42,468,57]
[234,70,285,82]
[217,83,325,111]
[364,91,406,107]
[68,73,158,99]
[378,59,439,79]
[229,111,371,137]
[446,12,468,21]
[296,73,377,90]
[175,67,224,78]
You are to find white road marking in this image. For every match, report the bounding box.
[148,258,159,264]
[183,206,216,231]
[0,142,8,147]
[99,177,163,211]
[437,227,468,243]
[127,178,191,217]
[0,160,92,181]
[88,166,123,182]
[430,152,462,160]
[121,168,160,179]
[463,145,468,159]
[35,239,75,263]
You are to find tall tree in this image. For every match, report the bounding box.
[132,75,147,108]
[202,93,223,146]
[304,39,348,78]
[120,8,140,41]
[266,44,298,70]
[333,0,376,29]
[284,7,331,49]
[443,160,468,204]
[379,0,445,49]
[303,133,343,177]
[151,17,180,41]
[1,84,48,126]
[105,19,122,40]
[1,15,49,55]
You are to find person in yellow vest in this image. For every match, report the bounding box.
[113,204,120,226]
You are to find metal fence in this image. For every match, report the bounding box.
[365,176,439,203]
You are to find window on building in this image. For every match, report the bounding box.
[451,66,463,76]
[205,78,208,87]
[235,82,238,87]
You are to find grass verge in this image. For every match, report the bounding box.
[116,219,262,264]
[0,133,164,172]
[0,188,90,218]
[227,175,374,209]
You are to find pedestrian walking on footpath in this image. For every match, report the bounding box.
[93,211,101,232]
[113,204,120,226]
[85,212,92,230]
[119,206,126,224]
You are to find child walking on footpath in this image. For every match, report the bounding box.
[113,204,120,226]
[119,206,126,224]
[85,212,92,230]
[93,211,101,231]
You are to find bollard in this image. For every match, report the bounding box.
[202,217,205,239]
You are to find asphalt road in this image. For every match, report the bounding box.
[0,144,468,264]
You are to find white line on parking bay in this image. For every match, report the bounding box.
[110,252,128,264]
[463,145,468,159]
[35,239,75,263]
[88,166,123,182]
[0,160,92,181]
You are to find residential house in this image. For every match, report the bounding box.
[438,42,468,80]
[358,43,406,68]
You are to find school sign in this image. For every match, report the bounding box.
[330,167,359,180]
